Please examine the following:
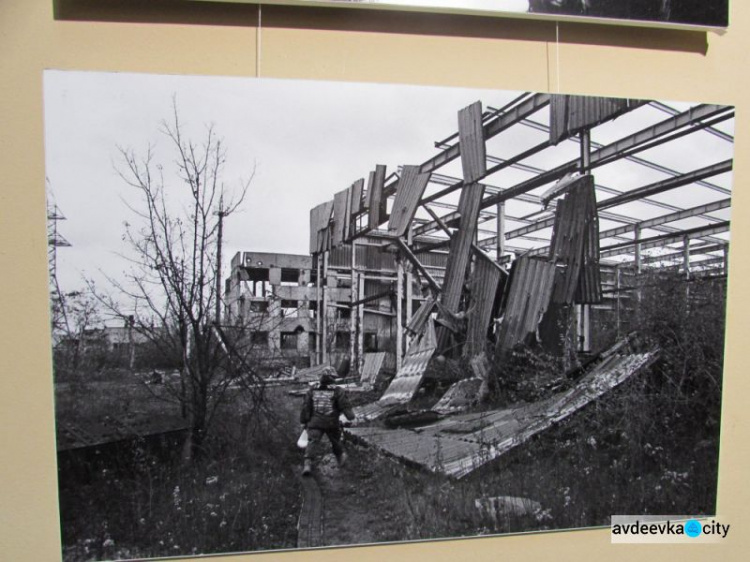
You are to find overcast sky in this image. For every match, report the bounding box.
[43,71,525,300]
[44,70,733,320]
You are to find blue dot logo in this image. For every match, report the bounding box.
[685,519,702,538]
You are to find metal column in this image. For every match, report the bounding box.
[350,240,357,376]
[396,258,404,372]
[322,250,329,364]
[496,202,506,260]
[315,254,322,365]
[578,129,592,353]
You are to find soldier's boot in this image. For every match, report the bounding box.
[302,459,312,476]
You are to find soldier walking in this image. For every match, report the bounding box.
[299,367,355,476]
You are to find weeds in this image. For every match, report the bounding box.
[57,269,725,557]
[58,387,301,561]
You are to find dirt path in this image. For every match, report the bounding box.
[297,475,323,548]
[297,443,410,548]
[284,387,411,549]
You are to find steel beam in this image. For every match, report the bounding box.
[599,198,731,240]
[430,171,684,247]
[600,221,730,258]
[482,104,732,209]
[416,93,550,176]
[640,242,728,265]
[517,113,732,196]
[415,105,732,238]
[599,161,733,210]
[394,237,442,294]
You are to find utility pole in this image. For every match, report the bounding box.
[47,182,72,336]
[215,197,225,325]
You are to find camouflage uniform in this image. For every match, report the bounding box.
[300,370,354,474]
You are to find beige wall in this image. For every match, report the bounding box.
[1,1,747,561]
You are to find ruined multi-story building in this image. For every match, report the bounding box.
[224,239,450,375]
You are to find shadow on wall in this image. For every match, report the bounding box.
[53,0,708,55]
[528,0,728,27]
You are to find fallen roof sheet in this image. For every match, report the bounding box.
[431,377,483,415]
[353,401,400,423]
[406,296,437,336]
[436,181,485,350]
[378,318,437,406]
[549,175,602,304]
[347,343,658,478]
[295,363,330,384]
[496,256,557,352]
[464,256,503,357]
[360,352,387,386]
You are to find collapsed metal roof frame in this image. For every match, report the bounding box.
[309,92,733,373]
[336,93,732,272]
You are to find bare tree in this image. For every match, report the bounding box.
[51,289,106,381]
[102,100,257,457]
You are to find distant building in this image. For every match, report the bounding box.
[224,242,448,376]
[100,323,150,354]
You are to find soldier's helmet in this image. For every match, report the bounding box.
[319,366,338,386]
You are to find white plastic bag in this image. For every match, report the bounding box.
[297,429,309,449]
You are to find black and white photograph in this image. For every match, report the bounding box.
[220,0,730,28]
[45,70,732,561]
[525,0,729,26]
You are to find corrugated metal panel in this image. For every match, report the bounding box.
[406,296,437,335]
[549,94,641,145]
[329,243,398,271]
[418,251,449,269]
[431,377,482,414]
[350,178,364,216]
[441,184,485,311]
[332,188,350,248]
[437,182,485,350]
[353,402,399,423]
[379,318,437,406]
[549,195,583,303]
[387,165,431,237]
[464,257,502,357]
[576,183,602,303]
[367,165,386,230]
[294,363,329,383]
[458,101,486,184]
[309,206,319,255]
[309,201,333,254]
[496,256,557,352]
[328,244,350,268]
[549,175,602,304]
[317,226,331,254]
[382,351,397,373]
[360,244,397,271]
[348,341,658,478]
[363,279,391,299]
[360,352,386,386]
